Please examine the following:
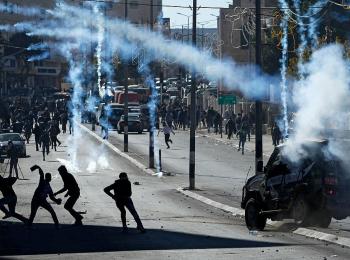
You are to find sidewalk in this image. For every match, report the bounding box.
[79,122,350,249]
[196,128,276,157]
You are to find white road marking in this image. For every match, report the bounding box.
[177,187,350,249]
[78,123,350,249]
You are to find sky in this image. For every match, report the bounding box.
[162,0,232,29]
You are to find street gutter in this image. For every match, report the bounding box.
[78,122,350,249]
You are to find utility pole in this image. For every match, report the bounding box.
[189,0,197,190]
[255,0,263,174]
[124,0,129,152]
[149,0,155,168]
[188,16,190,43]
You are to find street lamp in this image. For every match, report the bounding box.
[198,21,210,49]
[177,12,192,43]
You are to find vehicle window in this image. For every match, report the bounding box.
[0,134,21,142]
[129,116,139,121]
[111,109,123,116]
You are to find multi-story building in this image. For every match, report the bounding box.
[218,0,278,65]
[0,0,163,97]
[216,0,278,124]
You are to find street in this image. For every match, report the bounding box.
[1,127,349,259]
[83,124,350,242]
[1,1,350,259]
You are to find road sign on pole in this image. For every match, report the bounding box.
[218,95,236,105]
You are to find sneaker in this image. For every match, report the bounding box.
[74,219,83,226]
[122,227,128,233]
[137,226,146,233]
[2,214,11,219]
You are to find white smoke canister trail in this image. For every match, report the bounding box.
[307,0,329,50]
[2,2,273,101]
[278,0,290,138]
[93,3,105,97]
[292,0,307,78]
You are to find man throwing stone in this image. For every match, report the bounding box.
[0,176,27,223]
[28,165,61,228]
[54,165,83,226]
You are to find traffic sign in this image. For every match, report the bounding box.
[218,95,236,105]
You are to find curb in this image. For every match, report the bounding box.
[176,187,245,216]
[78,123,350,249]
[77,123,156,176]
[198,133,271,157]
[176,187,350,249]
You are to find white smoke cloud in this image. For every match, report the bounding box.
[285,44,350,161]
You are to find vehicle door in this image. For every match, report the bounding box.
[265,149,289,208]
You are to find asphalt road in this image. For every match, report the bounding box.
[84,124,350,240]
[0,129,349,259]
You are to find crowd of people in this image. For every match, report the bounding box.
[0,98,75,161]
[158,103,256,155]
[0,98,145,232]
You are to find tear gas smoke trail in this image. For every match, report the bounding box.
[57,158,81,173]
[146,75,161,173]
[27,42,49,51]
[0,25,14,31]
[284,45,350,162]
[55,2,276,99]
[307,0,329,49]
[86,144,113,173]
[278,0,289,138]
[292,0,307,78]
[93,3,105,98]
[0,3,44,16]
[27,51,50,62]
[65,47,86,169]
[136,51,161,173]
[0,2,348,167]
[0,2,275,100]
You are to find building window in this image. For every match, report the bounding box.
[34,61,44,67]
[129,0,139,8]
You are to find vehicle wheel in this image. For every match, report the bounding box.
[245,198,266,231]
[316,210,332,228]
[292,196,310,226]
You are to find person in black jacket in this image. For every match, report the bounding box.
[28,165,61,228]
[104,172,145,233]
[7,141,19,178]
[40,127,50,161]
[53,165,83,226]
[0,176,27,223]
[32,123,42,151]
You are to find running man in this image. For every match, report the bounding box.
[104,172,145,233]
[158,122,175,149]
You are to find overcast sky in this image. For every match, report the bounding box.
[162,0,232,28]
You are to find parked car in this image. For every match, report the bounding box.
[117,113,143,134]
[0,133,26,158]
[241,140,350,230]
[109,108,124,129]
